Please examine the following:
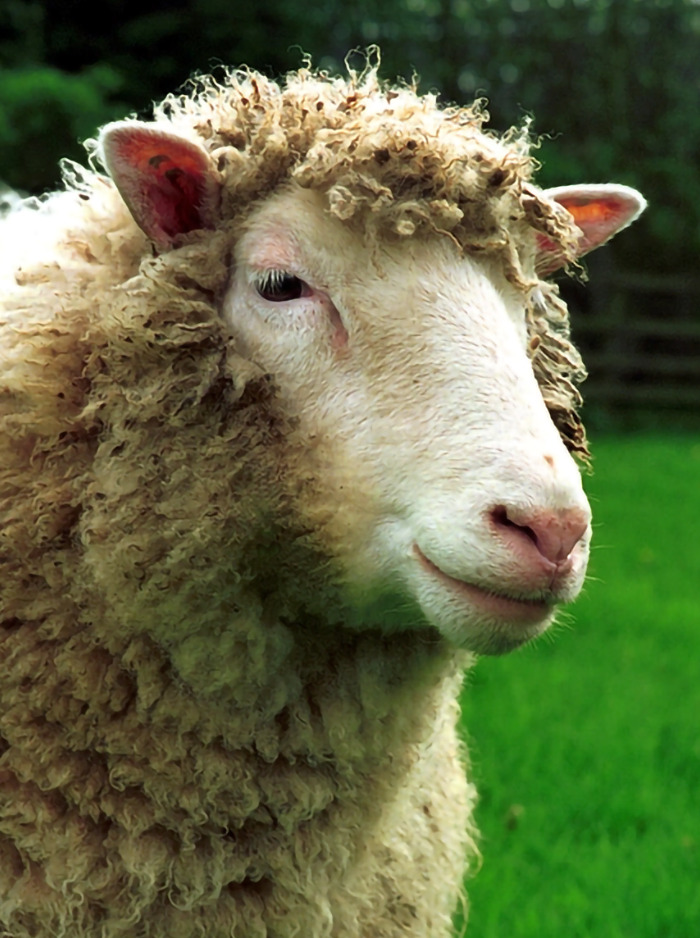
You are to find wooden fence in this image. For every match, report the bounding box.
[560,255,700,417]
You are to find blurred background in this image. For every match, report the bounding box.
[1,3,697,936]
[1,0,700,431]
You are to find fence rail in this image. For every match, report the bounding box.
[562,259,700,416]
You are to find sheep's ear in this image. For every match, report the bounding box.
[536,184,646,275]
[97,121,220,248]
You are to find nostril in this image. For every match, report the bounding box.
[492,506,539,546]
[490,504,589,566]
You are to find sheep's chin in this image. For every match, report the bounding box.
[412,590,557,655]
[401,557,559,654]
[337,573,557,655]
[430,605,556,656]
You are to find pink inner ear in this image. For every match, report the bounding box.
[144,160,209,239]
[554,194,630,255]
[536,185,646,275]
[101,124,219,245]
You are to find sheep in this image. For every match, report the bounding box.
[0,61,645,938]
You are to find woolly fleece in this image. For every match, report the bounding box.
[0,62,584,937]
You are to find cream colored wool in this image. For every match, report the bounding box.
[0,62,587,937]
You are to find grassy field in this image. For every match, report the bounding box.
[457,434,700,938]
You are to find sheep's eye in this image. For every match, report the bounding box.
[256,270,306,302]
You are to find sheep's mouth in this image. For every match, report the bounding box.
[413,546,555,626]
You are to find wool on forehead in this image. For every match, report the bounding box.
[85,59,590,457]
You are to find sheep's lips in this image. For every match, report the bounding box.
[413,545,554,627]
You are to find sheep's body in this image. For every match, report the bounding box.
[0,64,644,937]
[0,191,473,934]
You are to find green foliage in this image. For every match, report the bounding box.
[458,435,700,937]
[0,65,124,192]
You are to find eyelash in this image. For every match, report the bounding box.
[255,270,311,302]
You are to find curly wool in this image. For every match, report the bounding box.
[142,62,588,455]
[1,62,587,938]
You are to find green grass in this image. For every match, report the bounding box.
[458,435,700,938]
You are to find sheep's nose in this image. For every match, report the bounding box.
[491,504,590,566]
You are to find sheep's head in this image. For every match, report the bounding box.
[96,66,645,655]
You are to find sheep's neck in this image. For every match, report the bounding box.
[113,616,464,780]
[11,611,466,821]
[2,612,471,931]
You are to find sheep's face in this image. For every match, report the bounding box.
[224,186,591,654]
[99,116,644,655]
